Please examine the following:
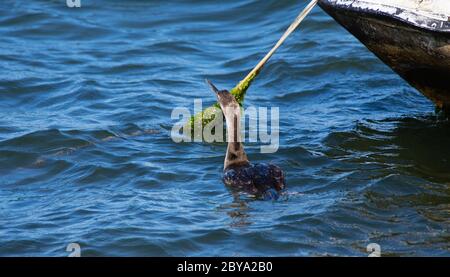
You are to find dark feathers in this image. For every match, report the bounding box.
[223,163,286,199]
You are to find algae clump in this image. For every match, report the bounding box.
[184,0,318,136]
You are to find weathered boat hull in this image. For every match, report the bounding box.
[319,0,450,110]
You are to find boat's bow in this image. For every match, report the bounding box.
[318,0,450,109]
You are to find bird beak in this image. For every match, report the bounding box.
[205,79,219,95]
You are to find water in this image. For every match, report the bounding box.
[0,0,449,257]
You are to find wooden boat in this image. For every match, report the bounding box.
[318,0,450,110]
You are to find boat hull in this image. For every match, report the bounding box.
[319,0,450,110]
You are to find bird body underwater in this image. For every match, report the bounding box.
[206,80,286,200]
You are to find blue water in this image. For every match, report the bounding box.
[0,0,449,256]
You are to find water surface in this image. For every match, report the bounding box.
[0,0,449,256]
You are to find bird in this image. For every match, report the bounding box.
[206,79,286,200]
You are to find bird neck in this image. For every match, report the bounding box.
[222,105,249,170]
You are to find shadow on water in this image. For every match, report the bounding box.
[322,114,450,255]
[324,114,450,183]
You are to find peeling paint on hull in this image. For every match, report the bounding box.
[319,0,450,109]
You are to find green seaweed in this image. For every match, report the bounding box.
[184,0,318,135]
[185,70,257,134]
[230,70,257,105]
[184,103,221,138]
